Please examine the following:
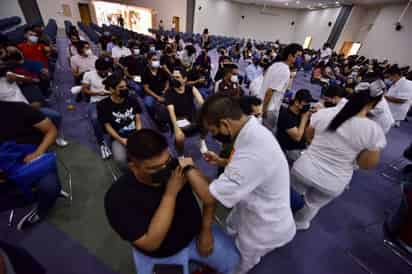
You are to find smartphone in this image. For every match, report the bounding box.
[133,75,141,83]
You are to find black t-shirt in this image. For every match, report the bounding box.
[119,55,146,76]
[104,171,202,258]
[165,85,195,120]
[276,107,307,151]
[160,55,177,72]
[0,101,45,145]
[99,36,111,51]
[142,68,169,96]
[97,97,142,138]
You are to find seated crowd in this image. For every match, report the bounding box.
[1,22,412,274]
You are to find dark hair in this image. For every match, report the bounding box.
[280,43,303,61]
[323,85,345,98]
[327,90,382,131]
[238,96,262,115]
[75,40,89,53]
[24,25,36,33]
[95,57,112,71]
[203,28,209,34]
[387,65,401,76]
[147,52,157,60]
[200,95,244,126]
[127,129,168,161]
[185,45,196,56]
[102,72,124,90]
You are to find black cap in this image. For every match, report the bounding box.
[294,89,314,102]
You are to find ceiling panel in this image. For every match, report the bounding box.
[231,0,408,10]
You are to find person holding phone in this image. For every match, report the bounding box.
[276,89,315,163]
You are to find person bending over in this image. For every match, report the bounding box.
[98,73,142,165]
[104,129,240,274]
[0,101,61,230]
[166,69,204,156]
[276,89,314,163]
[291,81,387,230]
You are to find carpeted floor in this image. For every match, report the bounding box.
[0,32,411,274]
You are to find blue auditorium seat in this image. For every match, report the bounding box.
[0,16,21,32]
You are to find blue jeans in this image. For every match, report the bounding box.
[128,79,145,98]
[40,108,62,129]
[87,104,105,145]
[133,225,240,274]
[291,188,304,213]
[143,96,169,126]
[35,169,61,218]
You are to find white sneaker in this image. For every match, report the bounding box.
[295,221,311,231]
[394,121,401,128]
[56,137,69,147]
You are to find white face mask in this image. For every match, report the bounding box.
[257,116,263,123]
[150,47,156,52]
[133,48,140,55]
[28,35,38,43]
[85,49,93,56]
[152,60,160,68]
[230,75,238,83]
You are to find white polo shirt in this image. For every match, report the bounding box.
[209,117,296,249]
[259,62,290,113]
[249,74,264,99]
[0,77,28,103]
[111,46,132,59]
[293,107,386,195]
[82,70,109,103]
[387,77,412,121]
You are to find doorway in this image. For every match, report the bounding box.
[172,16,180,32]
[18,0,44,26]
[78,3,92,25]
[340,41,362,57]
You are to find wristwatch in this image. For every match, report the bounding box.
[182,165,196,175]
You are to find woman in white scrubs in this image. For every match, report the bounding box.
[291,81,387,230]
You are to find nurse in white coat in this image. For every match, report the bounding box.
[291,81,387,230]
[385,66,412,126]
[186,95,296,274]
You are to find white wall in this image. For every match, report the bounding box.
[37,0,87,28]
[358,4,412,66]
[293,7,341,49]
[0,0,26,27]
[194,0,241,37]
[194,0,340,47]
[237,5,299,42]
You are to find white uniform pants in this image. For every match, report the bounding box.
[233,237,274,274]
[291,169,342,226]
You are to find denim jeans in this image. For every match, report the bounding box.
[35,169,62,218]
[132,225,240,274]
[198,87,211,99]
[143,96,169,126]
[128,79,145,98]
[40,108,62,129]
[87,104,105,145]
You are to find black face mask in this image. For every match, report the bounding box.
[300,104,311,114]
[119,88,129,98]
[213,133,232,144]
[171,79,182,88]
[324,101,336,108]
[151,158,179,185]
[98,71,108,78]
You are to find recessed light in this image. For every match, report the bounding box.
[335,1,340,4]
[318,2,323,6]
[296,0,301,4]
[285,2,289,5]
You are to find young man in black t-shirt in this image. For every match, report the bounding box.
[0,101,61,230]
[276,89,314,163]
[97,74,142,164]
[166,70,204,156]
[104,130,239,274]
[142,53,170,131]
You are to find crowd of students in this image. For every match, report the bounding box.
[1,22,412,274]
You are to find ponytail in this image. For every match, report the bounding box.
[327,90,382,131]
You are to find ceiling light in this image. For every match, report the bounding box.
[318,2,323,6]
[335,1,340,4]
[296,1,301,4]
[285,2,289,5]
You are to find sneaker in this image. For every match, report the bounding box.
[295,220,311,231]
[100,143,112,159]
[17,207,41,230]
[56,137,69,147]
[394,121,401,128]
